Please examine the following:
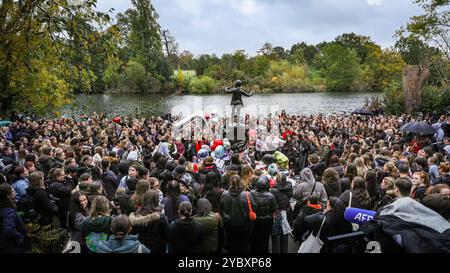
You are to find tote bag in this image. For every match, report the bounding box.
[297,216,326,253]
[345,192,360,231]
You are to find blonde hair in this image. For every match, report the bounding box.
[90,196,111,218]
[355,157,369,177]
[240,165,254,190]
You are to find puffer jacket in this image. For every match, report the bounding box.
[251,176,278,224]
[220,188,257,227]
[270,179,293,211]
[129,211,169,253]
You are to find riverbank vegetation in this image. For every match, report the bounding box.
[0,0,448,115]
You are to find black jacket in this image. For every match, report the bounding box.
[435,174,450,186]
[26,186,54,226]
[220,188,257,227]
[309,162,327,181]
[303,212,352,246]
[296,141,316,173]
[270,180,293,211]
[102,170,118,200]
[200,186,223,214]
[360,214,450,253]
[329,164,345,178]
[251,179,278,223]
[48,180,72,213]
[37,155,57,176]
[169,218,204,253]
[293,205,323,242]
[323,180,342,198]
[129,211,169,253]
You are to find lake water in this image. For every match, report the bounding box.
[69,92,381,118]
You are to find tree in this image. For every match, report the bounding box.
[405,0,449,63]
[290,42,318,66]
[161,29,179,65]
[393,0,449,113]
[335,33,378,63]
[320,43,361,91]
[272,46,289,60]
[116,0,169,82]
[0,0,111,114]
[178,50,195,70]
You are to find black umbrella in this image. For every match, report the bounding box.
[352,108,374,115]
[400,122,437,135]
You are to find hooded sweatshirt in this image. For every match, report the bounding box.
[97,235,150,253]
[293,168,328,206]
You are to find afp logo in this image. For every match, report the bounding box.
[344,207,376,225]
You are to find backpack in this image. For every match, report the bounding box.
[17,194,39,223]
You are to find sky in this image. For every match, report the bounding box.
[96,0,423,57]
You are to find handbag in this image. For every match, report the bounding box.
[297,216,326,253]
[245,192,257,221]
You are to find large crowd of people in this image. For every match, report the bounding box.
[0,110,449,253]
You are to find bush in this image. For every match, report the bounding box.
[267,61,312,92]
[121,61,148,93]
[121,61,161,93]
[189,76,217,94]
[383,80,404,115]
[418,85,450,114]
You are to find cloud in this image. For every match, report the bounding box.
[231,0,266,16]
[367,0,382,6]
[96,0,422,56]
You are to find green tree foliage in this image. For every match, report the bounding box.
[335,33,378,63]
[116,0,170,82]
[189,76,217,93]
[0,0,111,114]
[382,0,450,114]
[122,60,160,93]
[267,61,317,92]
[383,80,405,115]
[419,85,450,113]
[320,43,361,91]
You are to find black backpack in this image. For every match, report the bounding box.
[17,194,39,223]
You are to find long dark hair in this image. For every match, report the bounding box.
[327,197,347,224]
[68,191,88,229]
[167,180,181,216]
[345,164,357,181]
[137,190,162,216]
[0,184,15,209]
[365,170,377,200]
[201,172,219,196]
[351,177,372,209]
